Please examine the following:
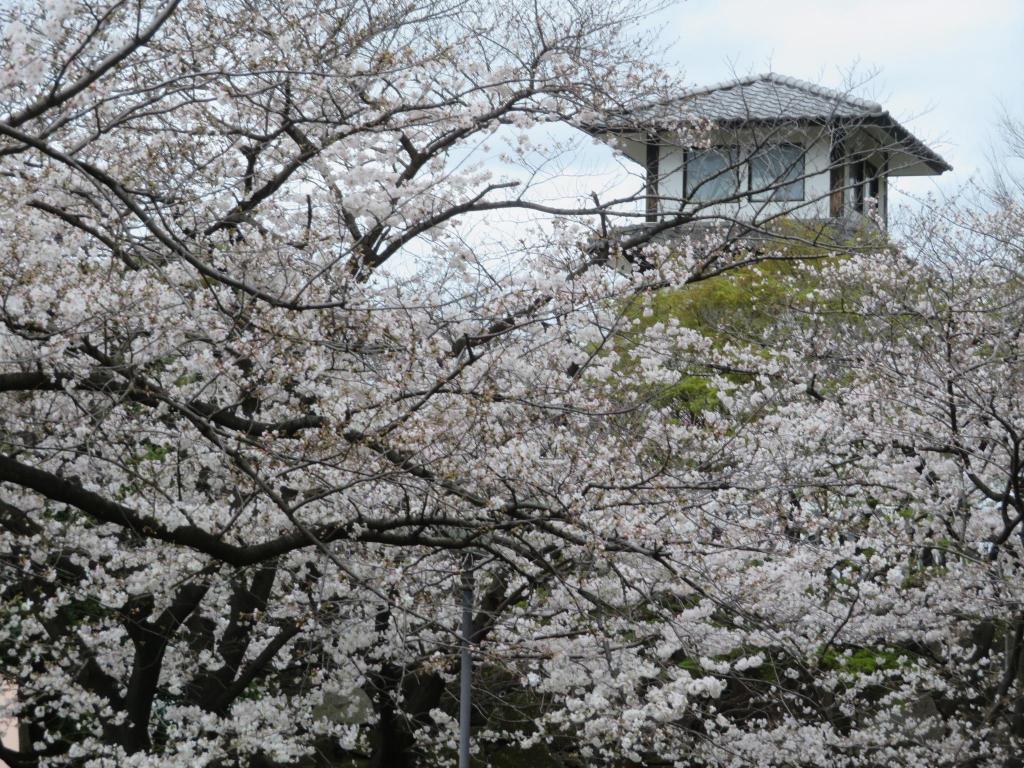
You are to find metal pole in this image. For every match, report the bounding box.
[458,554,474,768]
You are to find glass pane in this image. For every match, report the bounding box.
[866,162,880,199]
[685,148,738,202]
[750,145,804,201]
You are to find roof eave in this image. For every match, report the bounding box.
[850,113,952,174]
[806,113,952,174]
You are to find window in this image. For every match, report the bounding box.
[645,141,659,222]
[684,147,739,203]
[851,160,864,212]
[852,160,881,214]
[749,144,805,201]
[865,161,880,201]
[829,135,845,217]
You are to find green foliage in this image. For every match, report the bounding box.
[60,596,108,625]
[137,443,171,462]
[643,243,855,347]
[615,224,874,416]
[649,375,720,413]
[818,646,915,675]
[173,372,202,387]
[674,646,777,682]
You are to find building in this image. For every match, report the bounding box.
[592,73,951,233]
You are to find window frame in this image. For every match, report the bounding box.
[748,142,806,202]
[865,160,880,201]
[683,145,742,204]
[851,159,881,214]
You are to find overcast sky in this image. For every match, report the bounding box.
[648,0,1024,201]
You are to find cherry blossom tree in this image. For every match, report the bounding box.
[2,1,1022,767]
[624,194,1024,767]
[0,1,744,765]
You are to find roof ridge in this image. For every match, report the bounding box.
[681,72,883,113]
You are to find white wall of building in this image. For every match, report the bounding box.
[654,127,834,221]
[610,126,889,226]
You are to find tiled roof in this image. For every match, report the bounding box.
[596,73,951,174]
[678,73,883,122]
